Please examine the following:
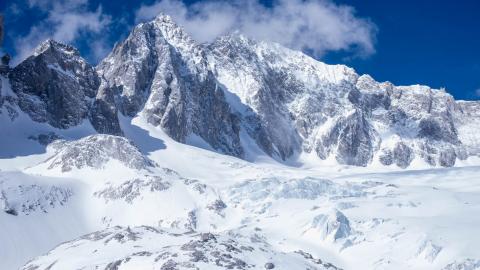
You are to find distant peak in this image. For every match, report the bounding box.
[34,39,80,57]
[216,31,252,43]
[154,13,174,23]
[151,12,184,33]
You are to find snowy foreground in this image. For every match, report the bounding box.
[1,114,479,270]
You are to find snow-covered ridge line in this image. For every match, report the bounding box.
[2,13,480,170]
[33,39,81,57]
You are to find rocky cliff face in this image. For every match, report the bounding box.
[207,34,478,167]
[96,15,243,157]
[207,34,384,165]
[4,15,480,168]
[355,75,469,167]
[9,40,99,128]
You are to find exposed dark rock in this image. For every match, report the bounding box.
[200,233,216,242]
[439,148,457,167]
[4,207,17,216]
[319,110,378,166]
[379,149,393,166]
[392,142,414,168]
[9,40,99,129]
[186,210,197,231]
[207,199,227,214]
[28,132,61,146]
[90,85,123,136]
[418,117,459,144]
[1,54,11,75]
[104,260,122,270]
[1,54,10,66]
[265,262,275,269]
[160,259,177,270]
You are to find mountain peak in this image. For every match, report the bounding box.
[150,15,198,50]
[33,39,80,57]
[9,37,98,129]
[153,12,175,24]
[8,12,480,169]
[150,12,184,35]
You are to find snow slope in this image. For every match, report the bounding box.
[1,111,480,270]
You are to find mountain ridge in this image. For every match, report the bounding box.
[1,13,479,168]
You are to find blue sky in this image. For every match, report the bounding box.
[1,0,479,100]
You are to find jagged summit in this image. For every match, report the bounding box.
[206,29,479,167]
[210,32,358,86]
[3,14,480,168]
[151,12,191,38]
[154,12,174,21]
[96,14,243,157]
[7,38,99,129]
[33,39,81,58]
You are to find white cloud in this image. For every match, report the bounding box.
[13,0,111,65]
[135,0,377,58]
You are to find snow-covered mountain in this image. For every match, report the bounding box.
[1,13,480,270]
[207,34,480,167]
[3,14,479,168]
[8,40,99,129]
[96,15,243,157]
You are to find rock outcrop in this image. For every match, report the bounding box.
[41,134,155,172]
[21,226,339,270]
[9,40,99,128]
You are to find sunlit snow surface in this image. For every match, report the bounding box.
[1,113,480,270]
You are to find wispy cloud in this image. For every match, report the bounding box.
[13,0,111,65]
[475,88,480,97]
[136,0,377,58]
[10,0,377,65]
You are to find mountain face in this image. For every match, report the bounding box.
[95,15,243,157]
[8,40,99,129]
[3,14,480,168]
[207,34,478,167]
